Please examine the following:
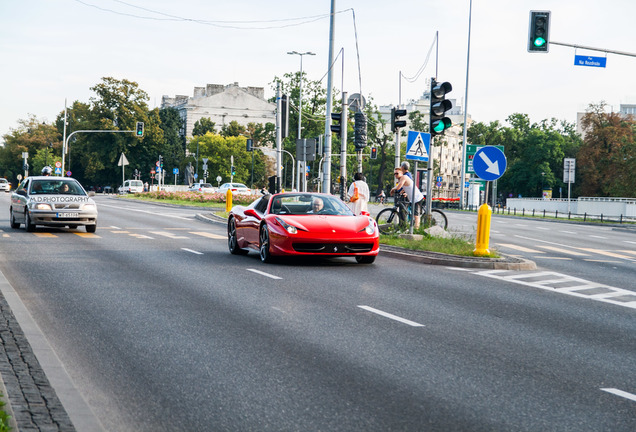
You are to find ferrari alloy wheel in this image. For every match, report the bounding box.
[228,218,247,255]
[355,255,376,264]
[259,226,273,263]
[10,209,20,229]
[25,211,35,232]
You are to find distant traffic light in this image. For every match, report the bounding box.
[430,79,453,137]
[354,112,367,150]
[528,11,550,53]
[246,139,253,152]
[330,112,342,134]
[391,108,407,133]
[231,165,236,176]
[370,147,377,159]
[136,122,144,137]
[281,94,289,139]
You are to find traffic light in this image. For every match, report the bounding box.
[246,139,253,152]
[370,147,377,159]
[354,112,367,150]
[136,122,144,137]
[391,108,407,132]
[330,112,342,134]
[231,165,236,176]
[528,11,550,53]
[430,79,453,137]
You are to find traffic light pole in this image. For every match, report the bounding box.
[322,0,336,195]
[549,41,636,58]
[340,92,348,200]
[62,129,138,176]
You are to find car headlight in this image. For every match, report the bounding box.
[364,217,376,235]
[34,203,52,210]
[275,217,298,234]
[82,203,96,211]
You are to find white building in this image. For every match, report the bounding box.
[161,82,276,138]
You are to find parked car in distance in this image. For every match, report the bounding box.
[188,182,215,193]
[218,182,251,195]
[118,179,144,194]
[0,178,10,192]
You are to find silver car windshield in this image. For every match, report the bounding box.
[29,180,85,196]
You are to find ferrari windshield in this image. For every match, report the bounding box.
[269,194,353,216]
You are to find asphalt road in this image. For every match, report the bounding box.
[0,194,634,431]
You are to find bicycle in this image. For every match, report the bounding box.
[375,194,448,235]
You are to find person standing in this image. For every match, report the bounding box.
[347,172,370,215]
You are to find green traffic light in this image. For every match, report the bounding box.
[533,37,546,47]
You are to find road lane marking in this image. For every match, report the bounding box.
[601,388,636,402]
[74,233,100,238]
[579,248,635,260]
[624,241,636,245]
[477,270,636,310]
[358,305,424,327]
[497,243,544,253]
[110,225,122,229]
[130,234,154,239]
[33,233,57,238]
[619,250,636,256]
[181,248,203,255]
[536,245,589,256]
[190,231,226,239]
[150,231,189,239]
[536,226,549,230]
[246,269,282,280]
[560,230,577,234]
[589,235,608,239]
[110,230,130,234]
[98,203,195,220]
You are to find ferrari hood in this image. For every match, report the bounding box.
[276,215,371,234]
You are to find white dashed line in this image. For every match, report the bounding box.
[358,305,425,327]
[181,248,203,255]
[601,388,636,402]
[247,268,282,280]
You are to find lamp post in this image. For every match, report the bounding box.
[287,50,315,191]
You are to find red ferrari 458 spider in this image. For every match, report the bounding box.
[227,192,379,263]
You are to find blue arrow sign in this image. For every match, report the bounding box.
[405,131,430,161]
[173,168,179,175]
[473,146,507,181]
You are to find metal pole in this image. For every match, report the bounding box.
[460,0,473,209]
[276,83,282,193]
[322,0,336,194]
[340,92,348,199]
[62,99,67,174]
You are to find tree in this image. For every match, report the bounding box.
[579,102,636,196]
[220,120,246,138]
[192,118,216,137]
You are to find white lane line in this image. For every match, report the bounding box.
[601,388,636,402]
[536,227,549,230]
[560,230,577,234]
[247,268,282,280]
[589,235,608,239]
[358,305,424,327]
[110,225,122,229]
[624,241,636,245]
[181,248,203,255]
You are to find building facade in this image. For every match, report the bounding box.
[161,82,276,138]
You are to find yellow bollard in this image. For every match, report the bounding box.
[473,203,492,256]
[225,189,233,212]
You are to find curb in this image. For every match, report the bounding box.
[195,213,537,270]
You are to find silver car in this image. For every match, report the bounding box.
[0,178,10,192]
[10,176,98,232]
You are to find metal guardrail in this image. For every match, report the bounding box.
[461,205,636,224]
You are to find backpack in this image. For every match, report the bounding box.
[350,182,359,202]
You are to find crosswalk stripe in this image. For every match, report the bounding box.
[33,233,57,238]
[578,248,635,260]
[74,233,100,238]
[496,243,544,253]
[190,231,226,239]
[536,245,589,256]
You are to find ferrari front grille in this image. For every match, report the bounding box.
[292,243,374,253]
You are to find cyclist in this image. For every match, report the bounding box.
[390,167,424,229]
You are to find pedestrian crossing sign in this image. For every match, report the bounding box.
[405,131,430,161]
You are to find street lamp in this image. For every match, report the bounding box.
[287,50,315,191]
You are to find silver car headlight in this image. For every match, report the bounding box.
[82,203,96,211]
[34,203,52,210]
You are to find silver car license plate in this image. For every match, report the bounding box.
[57,212,79,218]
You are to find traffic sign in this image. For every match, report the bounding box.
[465,144,504,174]
[473,146,507,181]
[405,131,430,161]
[436,176,443,182]
[436,181,442,188]
[54,167,62,175]
[574,55,606,68]
[173,168,179,175]
[55,161,62,168]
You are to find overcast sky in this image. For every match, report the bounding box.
[1,0,635,141]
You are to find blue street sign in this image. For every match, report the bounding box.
[405,131,431,161]
[473,146,507,181]
[574,55,606,68]
[173,168,179,175]
[54,167,62,175]
[436,176,443,182]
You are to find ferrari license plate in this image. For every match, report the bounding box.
[57,212,79,218]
